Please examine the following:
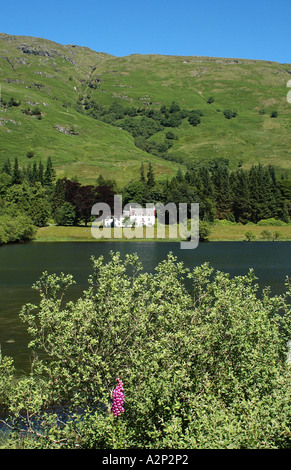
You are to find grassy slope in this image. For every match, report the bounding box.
[1,33,291,186]
[0,34,178,186]
[89,54,291,173]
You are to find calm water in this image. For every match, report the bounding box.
[1,241,291,371]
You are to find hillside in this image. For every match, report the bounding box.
[1,33,291,186]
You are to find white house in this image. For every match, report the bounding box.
[104,205,155,228]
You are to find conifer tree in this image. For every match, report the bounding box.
[248,165,261,222]
[31,162,38,185]
[211,162,233,219]
[266,165,280,217]
[248,164,279,222]
[96,174,106,186]
[176,167,184,183]
[44,157,56,186]
[2,158,12,176]
[199,167,215,200]
[231,169,252,223]
[147,163,155,188]
[12,157,22,185]
[24,162,33,185]
[140,163,145,183]
[38,161,44,185]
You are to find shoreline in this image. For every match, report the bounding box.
[32,239,291,243]
[33,224,291,243]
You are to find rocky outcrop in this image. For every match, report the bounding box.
[54,125,79,135]
[17,44,76,64]
[18,45,53,57]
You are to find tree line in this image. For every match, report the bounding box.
[0,158,117,243]
[0,155,290,245]
[0,157,56,244]
[123,159,291,225]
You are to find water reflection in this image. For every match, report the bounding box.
[1,241,291,371]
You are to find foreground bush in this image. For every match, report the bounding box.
[0,252,290,448]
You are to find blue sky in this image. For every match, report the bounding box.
[1,0,290,63]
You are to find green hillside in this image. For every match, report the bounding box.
[1,33,291,185]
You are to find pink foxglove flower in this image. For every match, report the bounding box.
[111,378,125,417]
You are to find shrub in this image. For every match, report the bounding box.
[271,110,278,118]
[245,230,256,241]
[223,109,238,119]
[26,151,35,159]
[273,231,281,241]
[8,97,21,107]
[31,106,42,116]
[199,220,211,240]
[257,218,286,226]
[261,229,272,239]
[1,253,290,448]
[165,131,176,140]
[214,219,236,226]
[188,111,201,127]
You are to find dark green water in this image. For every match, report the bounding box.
[1,241,291,371]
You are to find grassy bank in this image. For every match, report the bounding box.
[208,224,291,241]
[35,224,181,242]
[35,223,291,242]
